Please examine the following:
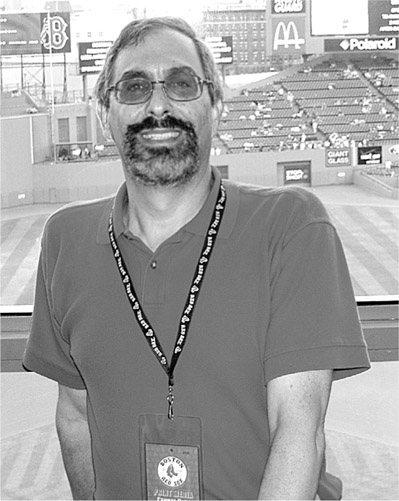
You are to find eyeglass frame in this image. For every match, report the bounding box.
[106,73,214,105]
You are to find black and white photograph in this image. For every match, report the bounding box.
[1,0,398,499]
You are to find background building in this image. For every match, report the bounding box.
[202,2,301,74]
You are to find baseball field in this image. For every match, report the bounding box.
[1,184,398,306]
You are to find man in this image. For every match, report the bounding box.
[23,17,370,500]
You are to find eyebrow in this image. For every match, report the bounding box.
[167,66,198,77]
[118,69,149,81]
[117,66,198,82]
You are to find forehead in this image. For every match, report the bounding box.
[112,28,204,82]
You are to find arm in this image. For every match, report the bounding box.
[56,384,95,500]
[258,370,333,500]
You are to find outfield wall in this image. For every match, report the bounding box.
[212,148,356,186]
[1,113,398,207]
[2,147,398,208]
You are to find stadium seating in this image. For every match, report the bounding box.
[219,55,399,153]
[0,90,40,117]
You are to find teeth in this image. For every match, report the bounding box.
[143,131,180,140]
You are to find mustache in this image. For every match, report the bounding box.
[125,115,196,137]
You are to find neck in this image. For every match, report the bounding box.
[125,169,214,252]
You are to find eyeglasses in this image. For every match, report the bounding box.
[107,71,213,105]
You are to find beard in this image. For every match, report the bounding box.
[122,115,200,187]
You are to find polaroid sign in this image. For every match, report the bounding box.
[325,37,398,52]
[326,148,352,167]
[272,17,306,53]
[272,0,306,14]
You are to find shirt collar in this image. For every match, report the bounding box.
[97,166,238,245]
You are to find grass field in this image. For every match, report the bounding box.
[328,204,398,297]
[1,185,398,305]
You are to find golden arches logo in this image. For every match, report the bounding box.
[273,21,305,50]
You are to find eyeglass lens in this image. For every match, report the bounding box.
[117,72,201,104]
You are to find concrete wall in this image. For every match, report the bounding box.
[32,115,52,164]
[28,148,356,207]
[32,159,124,204]
[1,116,35,207]
[2,112,398,208]
[18,147,356,208]
[212,148,356,186]
[2,146,397,208]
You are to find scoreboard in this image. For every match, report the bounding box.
[311,0,399,37]
[78,41,113,74]
[205,36,234,65]
[0,12,71,55]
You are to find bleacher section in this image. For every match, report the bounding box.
[0,90,40,117]
[218,84,318,153]
[356,55,399,105]
[219,55,399,153]
[3,55,396,159]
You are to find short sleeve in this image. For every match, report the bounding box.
[22,235,86,389]
[264,220,370,384]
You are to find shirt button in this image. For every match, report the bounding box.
[150,260,158,269]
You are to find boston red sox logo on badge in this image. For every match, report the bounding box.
[157,456,188,487]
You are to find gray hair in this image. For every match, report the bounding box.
[95,16,223,109]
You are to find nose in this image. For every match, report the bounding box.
[145,82,172,118]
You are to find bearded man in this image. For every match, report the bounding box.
[23,16,369,501]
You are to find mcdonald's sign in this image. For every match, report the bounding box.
[272,17,306,54]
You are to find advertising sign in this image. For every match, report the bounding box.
[272,0,306,14]
[310,0,369,36]
[325,36,398,52]
[78,41,113,74]
[311,0,399,37]
[0,12,71,55]
[284,164,311,184]
[272,17,306,53]
[326,148,352,167]
[205,36,233,65]
[369,0,399,35]
[358,146,382,165]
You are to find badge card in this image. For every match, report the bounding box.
[139,415,204,500]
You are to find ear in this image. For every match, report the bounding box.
[211,100,223,138]
[96,101,113,142]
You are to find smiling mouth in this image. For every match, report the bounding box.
[141,129,182,141]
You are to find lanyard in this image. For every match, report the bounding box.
[108,182,226,419]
